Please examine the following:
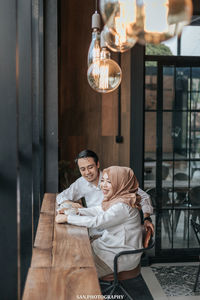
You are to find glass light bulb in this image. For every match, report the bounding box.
[102,24,137,52]
[100,0,193,45]
[88,28,101,66]
[132,0,193,44]
[100,0,137,52]
[87,47,122,93]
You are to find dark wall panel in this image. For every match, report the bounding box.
[0,1,18,299]
[18,0,33,294]
[0,0,47,298]
[45,0,58,192]
[130,44,145,186]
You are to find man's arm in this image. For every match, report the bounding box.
[56,178,83,205]
[137,188,154,233]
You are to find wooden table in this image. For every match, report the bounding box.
[23,193,101,300]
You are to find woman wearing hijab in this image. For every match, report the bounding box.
[55,166,143,278]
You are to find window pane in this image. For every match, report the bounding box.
[163,67,175,110]
[174,68,189,111]
[173,111,189,158]
[181,25,200,56]
[145,112,156,160]
[190,112,200,157]
[145,63,157,110]
[163,112,173,159]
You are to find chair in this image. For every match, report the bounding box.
[181,186,200,240]
[146,188,172,241]
[190,219,200,292]
[99,228,154,299]
[173,173,189,234]
[188,186,200,223]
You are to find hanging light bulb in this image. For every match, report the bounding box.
[100,0,193,45]
[132,0,193,44]
[87,32,122,93]
[88,11,101,66]
[100,0,137,52]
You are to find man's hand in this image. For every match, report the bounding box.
[144,220,154,235]
[58,208,66,214]
[71,202,83,208]
[55,214,68,223]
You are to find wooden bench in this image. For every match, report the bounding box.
[23,193,101,300]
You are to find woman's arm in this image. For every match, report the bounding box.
[65,203,130,229]
[77,206,102,216]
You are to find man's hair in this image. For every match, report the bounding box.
[75,149,99,165]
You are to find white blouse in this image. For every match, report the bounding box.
[67,203,143,272]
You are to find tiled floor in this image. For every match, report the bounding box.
[142,262,200,300]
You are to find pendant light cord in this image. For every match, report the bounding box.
[95,0,98,13]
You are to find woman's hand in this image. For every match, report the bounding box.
[55,214,68,223]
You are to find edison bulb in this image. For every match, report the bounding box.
[88,12,101,66]
[132,0,193,44]
[87,47,122,93]
[100,0,137,52]
[100,0,193,45]
[102,24,137,52]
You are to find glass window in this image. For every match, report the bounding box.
[144,112,156,162]
[146,16,200,57]
[145,62,157,110]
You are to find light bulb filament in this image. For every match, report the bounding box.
[92,43,100,63]
[99,65,109,89]
[114,0,135,46]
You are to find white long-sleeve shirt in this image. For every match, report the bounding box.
[68,203,143,272]
[56,171,153,215]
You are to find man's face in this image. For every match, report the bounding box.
[77,157,100,185]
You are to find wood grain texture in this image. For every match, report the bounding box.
[31,194,56,267]
[33,213,54,249]
[59,0,131,170]
[24,194,101,299]
[47,267,101,300]
[23,268,51,300]
[23,267,101,300]
[52,223,95,268]
[31,248,52,268]
[41,193,56,214]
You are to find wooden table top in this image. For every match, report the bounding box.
[23,193,101,300]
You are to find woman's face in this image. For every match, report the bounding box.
[100,172,113,199]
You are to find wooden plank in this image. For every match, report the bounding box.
[23,267,101,300]
[31,193,56,267]
[52,223,95,268]
[41,193,56,214]
[31,248,52,268]
[24,193,102,298]
[47,267,101,300]
[23,268,51,300]
[34,213,54,249]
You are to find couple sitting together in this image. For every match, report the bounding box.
[56,149,154,278]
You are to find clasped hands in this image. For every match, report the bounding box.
[55,200,82,224]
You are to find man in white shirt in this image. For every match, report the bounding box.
[56,149,154,232]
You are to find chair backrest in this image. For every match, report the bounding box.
[143,227,154,248]
[191,219,200,246]
[174,172,188,181]
[188,186,200,206]
[146,187,170,208]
